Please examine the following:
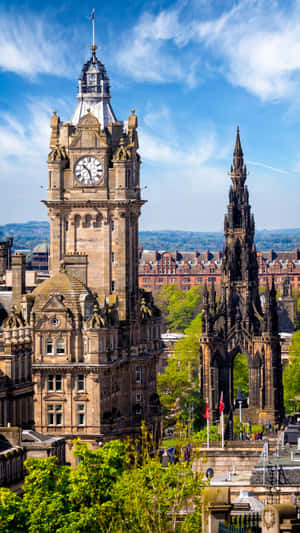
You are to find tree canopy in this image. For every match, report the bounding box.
[158,313,204,430]
[0,430,205,533]
[232,353,249,399]
[154,286,205,332]
[283,330,300,412]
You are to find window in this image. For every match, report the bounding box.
[56,338,65,354]
[46,339,53,355]
[196,278,203,283]
[111,252,115,263]
[47,375,62,392]
[50,317,58,327]
[136,392,143,402]
[47,375,54,392]
[136,404,142,415]
[77,404,85,426]
[47,404,63,426]
[111,281,115,293]
[136,366,142,383]
[77,375,84,392]
[111,220,114,231]
[143,278,150,283]
[65,220,69,232]
[55,375,62,391]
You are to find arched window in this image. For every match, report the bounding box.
[46,339,53,355]
[56,338,65,355]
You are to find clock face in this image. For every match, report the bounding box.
[75,156,103,185]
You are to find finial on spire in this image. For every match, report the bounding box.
[90,8,96,48]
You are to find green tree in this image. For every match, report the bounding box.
[111,424,204,533]
[232,353,249,398]
[293,289,300,330]
[283,330,300,412]
[158,313,204,429]
[0,488,27,533]
[154,286,204,332]
[0,431,205,533]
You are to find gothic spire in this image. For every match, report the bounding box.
[233,126,243,171]
[230,126,247,188]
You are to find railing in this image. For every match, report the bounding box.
[218,513,261,532]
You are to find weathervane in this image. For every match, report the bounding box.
[90,8,95,48]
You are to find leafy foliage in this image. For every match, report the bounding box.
[0,429,205,533]
[193,425,221,442]
[232,353,249,398]
[0,488,27,532]
[283,330,300,412]
[154,286,204,332]
[158,313,204,429]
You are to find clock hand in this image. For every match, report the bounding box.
[82,164,91,176]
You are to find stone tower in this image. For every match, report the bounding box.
[200,129,283,424]
[0,43,162,465]
[46,45,141,322]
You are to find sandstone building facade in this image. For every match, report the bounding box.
[1,43,161,464]
[199,130,283,425]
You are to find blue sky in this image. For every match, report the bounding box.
[0,0,300,231]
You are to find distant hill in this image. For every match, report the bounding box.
[1,221,300,252]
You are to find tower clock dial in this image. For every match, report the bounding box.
[75,156,103,185]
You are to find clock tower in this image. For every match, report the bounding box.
[46,45,142,322]
[11,41,162,464]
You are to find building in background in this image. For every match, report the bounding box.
[139,247,300,296]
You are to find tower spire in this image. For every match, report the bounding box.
[230,126,247,188]
[233,126,244,171]
[71,10,117,127]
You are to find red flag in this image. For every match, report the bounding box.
[219,394,224,414]
[204,403,209,420]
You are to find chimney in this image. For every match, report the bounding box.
[295,248,299,261]
[64,253,88,285]
[12,253,26,307]
[269,249,274,261]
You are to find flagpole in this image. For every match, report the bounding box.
[221,391,224,450]
[92,17,95,47]
[207,414,209,449]
[221,409,224,450]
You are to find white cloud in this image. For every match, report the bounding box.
[0,99,72,224]
[0,10,74,78]
[117,0,300,101]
